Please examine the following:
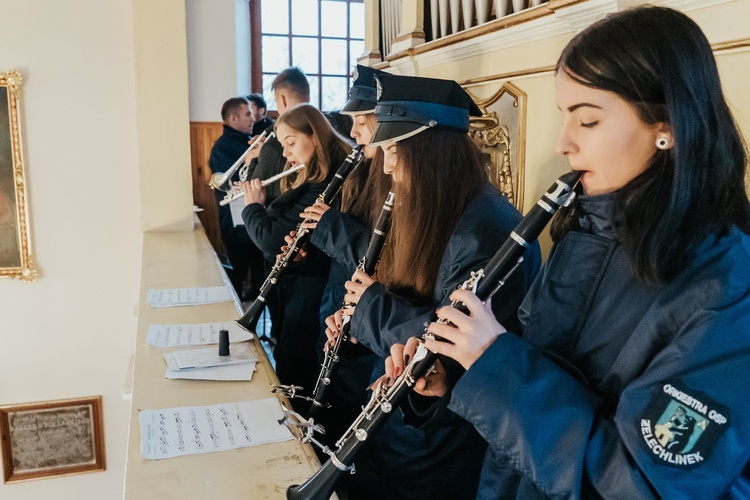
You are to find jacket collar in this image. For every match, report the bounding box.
[576,192,617,237]
[222,124,251,141]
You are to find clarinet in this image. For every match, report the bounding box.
[309,191,396,420]
[236,146,367,330]
[286,170,583,500]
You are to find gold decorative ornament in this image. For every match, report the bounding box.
[466,81,527,211]
[0,70,37,281]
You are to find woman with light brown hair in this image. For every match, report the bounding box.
[241,103,351,403]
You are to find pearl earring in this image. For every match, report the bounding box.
[656,136,670,150]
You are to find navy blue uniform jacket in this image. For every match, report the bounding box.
[449,193,750,499]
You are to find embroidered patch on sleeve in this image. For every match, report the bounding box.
[639,381,729,468]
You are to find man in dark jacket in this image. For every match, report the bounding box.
[209,96,262,301]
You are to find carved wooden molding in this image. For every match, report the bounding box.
[467,81,526,210]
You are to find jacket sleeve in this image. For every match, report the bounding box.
[349,215,535,359]
[241,185,319,257]
[309,208,369,270]
[250,137,285,202]
[449,304,750,499]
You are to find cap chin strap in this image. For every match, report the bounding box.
[369,124,429,147]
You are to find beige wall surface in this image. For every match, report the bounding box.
[0,0,194,498]
[0,0,140,498]
[133,0,194,233]
[185,0,252,123]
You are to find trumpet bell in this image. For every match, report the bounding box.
[209,171,232,192]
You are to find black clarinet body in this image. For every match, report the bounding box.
[236,146,366,331]
[309,191,395,419]
[286,170,583,500]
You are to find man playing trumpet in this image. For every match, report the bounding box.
[209,96,263,301]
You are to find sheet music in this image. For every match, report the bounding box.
[146,286,232,308]
[166,344,258,370]
[146,322,252,348]
[229,195,246,227]
[139,398,293,459]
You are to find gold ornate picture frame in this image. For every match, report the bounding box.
[0,70,36,281]
[0,396,105,483]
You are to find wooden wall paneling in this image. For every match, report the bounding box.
[190,121,225,257]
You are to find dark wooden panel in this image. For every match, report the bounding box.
[190,121,225,257]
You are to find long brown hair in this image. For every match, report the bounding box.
[376,129,488,301]
[275,104,351,192]
[339,114,391,226]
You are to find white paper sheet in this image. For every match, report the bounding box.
[146,286,232,308]
[229,195,246,227]
[146,322,252,348]
[139,398,293,459]
[163,353,257,381]
[166,343,258,370]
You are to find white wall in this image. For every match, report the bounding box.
[0,0,141,498]
[0,0,195,496]
[186,0,252,122]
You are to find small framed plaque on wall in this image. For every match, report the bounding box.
[0,396,105,483]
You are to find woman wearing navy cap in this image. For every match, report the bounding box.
[293,64,391,440]
[386,6,750,498]
[327,73,542,499]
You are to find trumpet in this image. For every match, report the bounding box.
[209,130,272,192]
[219,163,306,207]
[285,170,583,500]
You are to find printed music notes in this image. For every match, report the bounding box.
[139,399,293,459]
[146,286,232,308]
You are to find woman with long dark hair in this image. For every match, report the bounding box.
[388,6,750,498]
[329,74,541,499]
[241,103,351,402]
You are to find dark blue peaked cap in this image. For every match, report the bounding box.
[341,64,389,115]
[370,73,482,146]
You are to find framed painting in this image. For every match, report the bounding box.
[0,70,36,281]
[0,396,105,483]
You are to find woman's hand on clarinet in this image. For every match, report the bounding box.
[424,290,506,370]
[281,231,307,262]
[299,201,331,231]
[343,269,376,315]
[323,309,357,349]
[242,178,266,206]
[380,338,448,397]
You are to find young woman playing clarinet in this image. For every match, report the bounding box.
[328,73,542,499]
[387,6,750,498]
[241,103,351,405]
[291,65,391,438]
